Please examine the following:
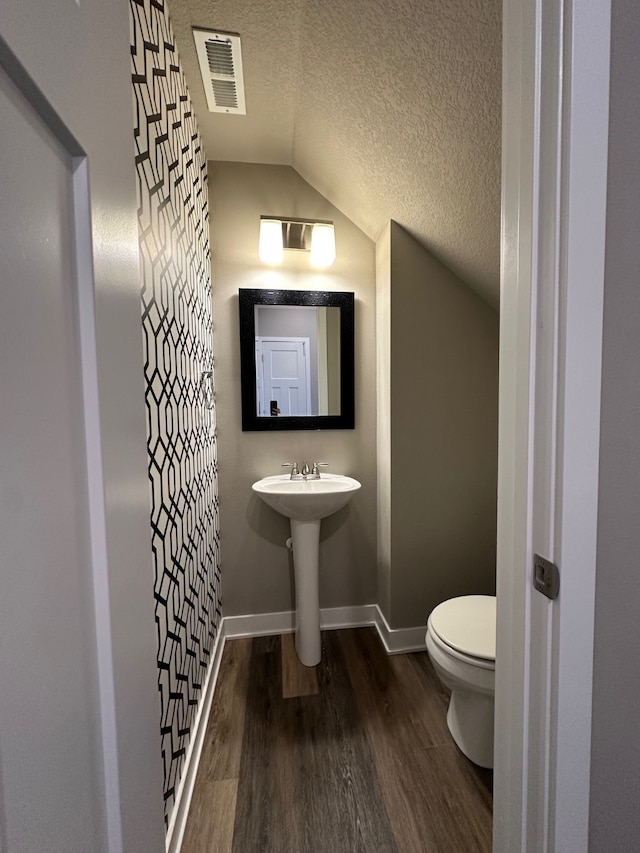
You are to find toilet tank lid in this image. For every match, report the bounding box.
[429,595,496,661]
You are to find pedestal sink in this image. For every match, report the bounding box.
[252,473,361,666]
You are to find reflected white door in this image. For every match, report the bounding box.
[0,61,102,851]
[257,337,312,416]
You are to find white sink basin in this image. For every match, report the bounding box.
[252,473,361,521]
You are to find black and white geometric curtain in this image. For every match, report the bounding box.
[130,0,221,825]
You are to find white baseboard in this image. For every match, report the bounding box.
[223,604,426,654]
[165,621,227,853]
[223,609,295,638]
[373,605,427,654]
[223,604,378,640]
[167,605,426,852]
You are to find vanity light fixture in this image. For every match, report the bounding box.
[258,216,336,267]
[310,222,336,268]
[258,218,284,264]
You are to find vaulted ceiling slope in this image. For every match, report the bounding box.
[169,0,502,307]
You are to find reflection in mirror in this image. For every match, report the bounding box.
[239,289,355,431]
[254,305,341,417]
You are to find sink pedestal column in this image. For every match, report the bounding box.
[290,518,321,666]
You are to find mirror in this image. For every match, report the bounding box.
[239,289,355,431]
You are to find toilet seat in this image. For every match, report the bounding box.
[427,626,495,671]
[428,595,496,662]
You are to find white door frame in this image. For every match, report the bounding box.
[495,0,611,850]
[0,5,165,850]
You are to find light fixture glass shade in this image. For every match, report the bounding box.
[259,219,284,264]
[310,223,336,267]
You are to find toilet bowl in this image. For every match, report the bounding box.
[426,595,496,769]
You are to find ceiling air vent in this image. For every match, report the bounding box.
[193,29,246,115]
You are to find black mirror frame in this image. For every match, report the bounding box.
[239,288,355,431]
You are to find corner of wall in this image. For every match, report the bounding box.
[375,222,392,621]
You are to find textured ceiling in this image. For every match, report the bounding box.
[169,0,501,307]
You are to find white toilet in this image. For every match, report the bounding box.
[425,594,496,769]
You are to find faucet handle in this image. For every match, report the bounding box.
[282,461,300,477]
[311,462,328,477]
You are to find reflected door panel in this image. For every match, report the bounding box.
[257,337,311,416]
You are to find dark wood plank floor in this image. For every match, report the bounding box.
[181,629,492,853]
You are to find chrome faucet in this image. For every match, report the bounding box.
[282,461,301,479]
[282,461,328,480]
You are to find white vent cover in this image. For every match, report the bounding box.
[193,29,246,115]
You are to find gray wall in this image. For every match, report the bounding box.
[379,222,498,629]
[589,0,640,847]
[210,163,377,617]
